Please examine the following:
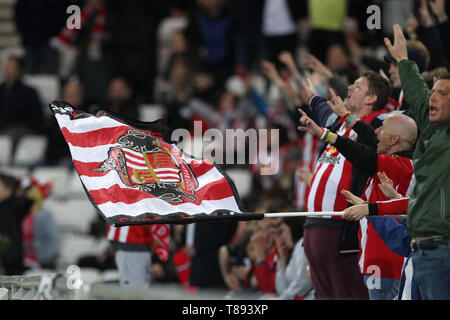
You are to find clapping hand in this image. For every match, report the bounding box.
[377,172,402,199]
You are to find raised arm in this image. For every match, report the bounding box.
[297,108,378,176]
[300,79,337,127]
[384,24,432,131]
[327,88,378,148]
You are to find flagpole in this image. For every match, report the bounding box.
[263,212,344,218]
[263,212,407,218]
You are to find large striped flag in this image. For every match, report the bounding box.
[50,100,261,227]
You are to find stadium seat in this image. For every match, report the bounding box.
[224,168,252,198]
[56,234,108,270]
[22,74,60,117]
[13,135,48,166]
[100,270,119,283]
[0,135,12,165]
[0,135,12,166]
[139,104,164,122]
[31,166,70,198]
[43,198,98,234]
[0,166,30,179]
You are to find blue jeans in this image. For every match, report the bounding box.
[412,244,450,300]
[363,275,400,300]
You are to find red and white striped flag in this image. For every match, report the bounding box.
[50,101,260,227]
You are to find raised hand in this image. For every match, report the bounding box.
[278,51,302,80]
[418,0,435,27]
[406,12,419,38]
[304,54,332,79]
[261,60,284,87]
[282,80,303,105]
[384,24,408,63]
[341,189,365,205]
[300,77,317,100]
[274,235,289,267]
[327,88,348,117]
[377,172,402,199]
[429,0,448,23]
[297,108,323,137]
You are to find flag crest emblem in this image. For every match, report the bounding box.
[95,129,199,203]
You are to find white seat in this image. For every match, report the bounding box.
[139,104,164,122]
[56,234,106,269]
[13,135,48,166]
[31,166,70,198]
[0,166,30,179]
[101,269,119,282]
[224,168,252,198]
[43,198,98,234]
[0,135,12,165]
[22,74,60,117]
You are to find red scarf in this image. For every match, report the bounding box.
[53,4,107,48]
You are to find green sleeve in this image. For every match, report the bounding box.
[398,60,432,132]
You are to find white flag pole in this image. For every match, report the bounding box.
[263,211,344,218]
[263,212,407,218]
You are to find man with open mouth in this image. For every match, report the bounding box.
[385,24,450,300]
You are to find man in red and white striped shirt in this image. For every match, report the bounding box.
[299,107,417,300]
[298,71,391,299]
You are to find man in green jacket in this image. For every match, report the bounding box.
[385,24,450,300]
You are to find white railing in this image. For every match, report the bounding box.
[0,273,84,300]
[0,273,242,300]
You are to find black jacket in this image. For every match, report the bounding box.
[0,195,34,275]
[189,220,237,288]
[0,80,43,132]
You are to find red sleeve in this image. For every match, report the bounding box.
[377,197,409,216]
[253,262,277,294]
[376,154,414,196]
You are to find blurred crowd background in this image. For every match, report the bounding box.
[0,0,449,298]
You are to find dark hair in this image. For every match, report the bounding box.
[0,173,20,193]
[361,70,391,111]
[438,73,450,81]
[282,216,305,244]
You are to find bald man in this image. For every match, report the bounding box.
[298,110,417,300]
[374,114,417,155]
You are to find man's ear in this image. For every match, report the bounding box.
[391,134,400,146]
[365,94,377,106]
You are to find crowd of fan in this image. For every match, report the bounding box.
[0,0,449,300]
